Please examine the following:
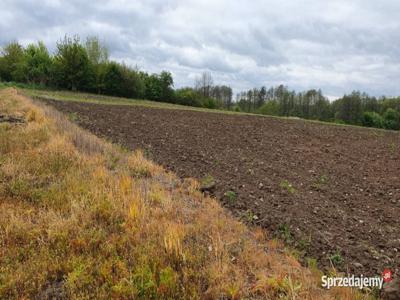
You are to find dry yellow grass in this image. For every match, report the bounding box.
[0,88,371,299]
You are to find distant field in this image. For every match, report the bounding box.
[24,88,242,114]
[24,88,398,134]
[40,94,400,280]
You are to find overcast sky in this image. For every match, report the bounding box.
[1,0,400,98]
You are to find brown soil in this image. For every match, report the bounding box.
[42,99,400,277]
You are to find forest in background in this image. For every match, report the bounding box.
[1,35,399,130]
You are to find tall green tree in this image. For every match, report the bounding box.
[0,41,25,82]
[257,86,266,108]
[143,73,162,101]
[119,64,145,98]
[334,91,363,124]
[159,71,174,101]
[23,42,52,85]
[101,62,124,96]
[143,71,174,101]
[52,36,94,91]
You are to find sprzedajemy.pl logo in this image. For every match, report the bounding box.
[321,269,393,290]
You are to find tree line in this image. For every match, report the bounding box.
[236,86,400,130]
[0,36,175,102]
[0,36,232,109]
[0,36,399,130]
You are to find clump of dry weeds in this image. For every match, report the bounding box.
[0,88,369,299]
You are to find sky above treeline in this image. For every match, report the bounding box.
[1,0,400,99]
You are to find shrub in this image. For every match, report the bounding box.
[23,42,52,86]
[202,97,218,109]
[174,88,202,107]
[258,101,280,116]
[383,108,400,130]
[362,111,384,128]
[142,71,174,102]
[329,251,343,266]
[0,42,25,82]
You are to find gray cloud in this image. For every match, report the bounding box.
[1,0,400,97]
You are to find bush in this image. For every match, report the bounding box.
[258,101,280,116]
[202,97,218,109]
[0,42,25,82]
[362,111,384,128]
[23,42,52,86]
[101,62,124,96]
[333,118,346,125]
[174,88,202,107]
[96,62,144,98]
[142,71,174,102]
[383,108,400,130]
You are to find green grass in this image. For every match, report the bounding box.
[223,190,237,203]
[23,88,242,115]
[311,175,329,191]
[0,81,48,90]
[388,142,396,154]
[280,180,296,194]
[329,251,344,267]
[200,174,215,187]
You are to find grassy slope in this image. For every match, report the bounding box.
[24,88,240,114]
[0,88,370,299]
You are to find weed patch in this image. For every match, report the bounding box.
[224,190,237,203]
[280,180,296,194]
